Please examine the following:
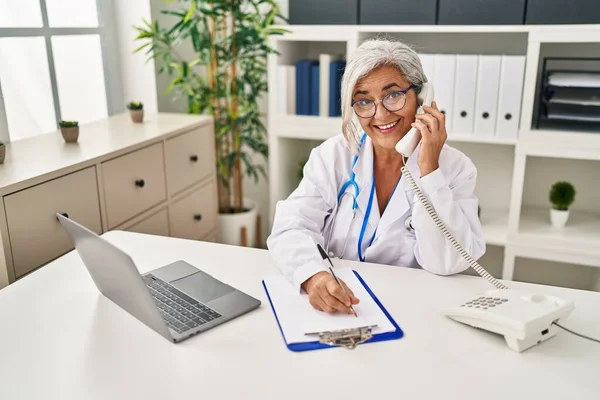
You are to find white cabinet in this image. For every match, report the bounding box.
[0,112,217,287]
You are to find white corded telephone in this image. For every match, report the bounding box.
[395,81,575,353]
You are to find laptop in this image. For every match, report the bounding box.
[56,213,261,343]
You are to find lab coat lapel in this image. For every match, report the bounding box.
[375,150,419,235]
[352,136,380,229]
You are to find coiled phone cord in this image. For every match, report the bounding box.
[400,165,509,290]
[401,164,600,345]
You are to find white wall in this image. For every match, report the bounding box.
[113,0,158,113]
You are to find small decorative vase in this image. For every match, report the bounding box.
[130,109,144,123]
[550,208,569,228]
[0,145,5,164]
[61,126,79,143]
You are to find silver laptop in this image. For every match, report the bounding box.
[57,213,261,343]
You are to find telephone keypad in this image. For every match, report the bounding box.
[461,296,508,308]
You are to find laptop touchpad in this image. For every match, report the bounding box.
[170,271,234,304]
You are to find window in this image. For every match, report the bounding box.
[0,0,120,142]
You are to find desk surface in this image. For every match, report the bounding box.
[0,231,598,400]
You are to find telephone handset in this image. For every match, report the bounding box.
[395,82,435,159]
[396,81,575,353]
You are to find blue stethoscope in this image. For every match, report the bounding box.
[325,133,406,262]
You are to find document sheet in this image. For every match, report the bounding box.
[263,268,396,344]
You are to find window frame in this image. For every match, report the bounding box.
[0,0,122,142]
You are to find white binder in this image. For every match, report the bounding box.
[452,55,479,135]
[474,55,502,137]
[418,53,435,83]
[433,54,457,134]
[319,54,331,117]
[496,55,526,139]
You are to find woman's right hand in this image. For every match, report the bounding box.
[301,271,360,313]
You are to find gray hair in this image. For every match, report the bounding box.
[340,38,428,152]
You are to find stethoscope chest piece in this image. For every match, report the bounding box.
[404,216,414,232]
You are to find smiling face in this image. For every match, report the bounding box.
[352,65,418,153]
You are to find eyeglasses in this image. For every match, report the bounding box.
[351,84,416,118]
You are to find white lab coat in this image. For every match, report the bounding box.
[266,134,485,291]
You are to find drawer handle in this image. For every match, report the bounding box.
[135,179,145,188]
[56,212,69,221]
[193,214,202,221]
[190,155,198,162]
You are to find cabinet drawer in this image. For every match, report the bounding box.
[165,128,214,196]
[169,182,217,240]
[4,167,102,278]
[439,0,526,25]
[360,0,436,25]
[102,143,167,229]
[123,208,169,237]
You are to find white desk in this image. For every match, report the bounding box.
[1,231,599,400]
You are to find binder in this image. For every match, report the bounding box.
[496,55,526,139]
[474,55,502,137]
[277,66,288,114]
[418,53,435,83]
[452,55,479,135]
[433,54,457,134]
[262,269,404,352]
[319,54,331,117]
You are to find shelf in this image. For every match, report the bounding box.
[519,129,600,158]
[272,115,518,145]
[278,24,600,36]
[447,134,517,145]
[480,208,509,246]
[515,206,600,256]
[271,115,342,141]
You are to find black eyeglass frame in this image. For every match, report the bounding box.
[351,84,418,118]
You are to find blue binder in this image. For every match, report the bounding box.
[262,270,404,352]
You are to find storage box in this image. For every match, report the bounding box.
[525,0,600,24]
[359,0,437,25]
[289,0,358,25]
[438,0,526,25]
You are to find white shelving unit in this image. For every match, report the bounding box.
[267,24,600,291]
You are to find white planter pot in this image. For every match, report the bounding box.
[217,198,258,247]
[550,208,569,228]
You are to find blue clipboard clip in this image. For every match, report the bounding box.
[262,269,404,352]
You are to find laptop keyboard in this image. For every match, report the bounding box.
[143,274,222,334]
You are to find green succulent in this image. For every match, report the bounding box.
[549,181,576,211]
[127,101,144,110]
[59,120,78,128]
[297,157,309,181]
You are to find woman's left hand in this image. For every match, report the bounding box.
[411,101,447,177]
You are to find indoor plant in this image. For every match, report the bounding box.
[134,0,287,247]
[59,120,79,143]
[549,181,576,228]
[127,101,144,123]
[0,141,5,164]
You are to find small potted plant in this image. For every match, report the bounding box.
[297,157,308,182]
[59,120,79,143]
[0,141,5,164]
[549,181,576,228]
[126,101,144,123]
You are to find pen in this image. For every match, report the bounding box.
[316,243,358,317]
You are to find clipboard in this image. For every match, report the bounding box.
[262,269,404,352]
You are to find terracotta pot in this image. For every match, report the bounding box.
[61,126,79,143]
[130,109,144,123]
[0,145,5,164]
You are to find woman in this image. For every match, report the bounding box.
[266,39,485,314]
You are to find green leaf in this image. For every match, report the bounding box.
[183,0,196,23]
